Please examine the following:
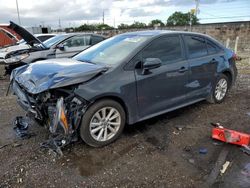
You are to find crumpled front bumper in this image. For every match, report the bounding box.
[0,58,6,64]
[11,80,41,119]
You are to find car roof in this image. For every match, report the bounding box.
[57,33,106,38]
[120,30,224,48]
[34,33,57,37]
[121,30,209,37]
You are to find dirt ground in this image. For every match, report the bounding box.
[0,56,249,188]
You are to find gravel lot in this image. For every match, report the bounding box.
[0,57,249,188]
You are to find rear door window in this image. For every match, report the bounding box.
[206,39,218,54]
[142,35,184,65]
[91,36,104,45]
[63,35,90,48]
[185,35,208,58]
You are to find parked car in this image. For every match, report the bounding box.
[1,34,57,70]
[17,33,57,44]
[10,30,237,147]
[1,21,106,75]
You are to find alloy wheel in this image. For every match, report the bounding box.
[215,78,228,101]
[89,107,121,142]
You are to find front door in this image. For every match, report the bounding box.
[135,35,188,119]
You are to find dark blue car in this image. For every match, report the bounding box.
[11,30,237,147]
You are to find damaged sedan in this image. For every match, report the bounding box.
[10,31,237,147]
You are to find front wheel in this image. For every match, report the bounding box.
[80,99,125,147]
[207,74,229,103]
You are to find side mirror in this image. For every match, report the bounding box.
[57,44,65,51]
[142,58,162,74]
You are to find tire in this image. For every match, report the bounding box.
[207,74,229,104]
[80,99,126,147]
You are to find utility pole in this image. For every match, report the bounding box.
[102,10,105,24]
[58,18,61,31]
[190,0,199,32]
[16,0,21,25]
[195,0,200,16]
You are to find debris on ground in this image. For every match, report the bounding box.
[199,148,208,154]
[175,125,185,131]
[183,146,192,152]
[213,141,223,146]
[211,123,250,146]
[13,116,36,139]
[220,161,231,175]
[12,143,22,148]
[241,163,250,177]
[241,145,250,155]
[188,159,195,164]
[173,131,180,135]
[0,144,9,149]
[40,133,78,157]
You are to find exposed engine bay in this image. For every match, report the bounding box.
[11,81,90,154]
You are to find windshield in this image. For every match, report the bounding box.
[43,35,67,48]
[73,34,151,66]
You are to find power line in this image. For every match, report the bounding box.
[200,15,250,20]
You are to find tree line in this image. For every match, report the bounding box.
[65,11,199,32]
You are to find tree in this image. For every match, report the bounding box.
[118,22,147,29]
[74,23,114,31]
[148,19,165,27]
[129,21,147,29]
[167,11,199,26]
[95,23,114,30]
[118,23,130,29]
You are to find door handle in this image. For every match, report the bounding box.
[178,67,188,73]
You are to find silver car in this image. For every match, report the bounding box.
[1,21,106,75]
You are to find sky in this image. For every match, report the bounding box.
[0,0,249,28]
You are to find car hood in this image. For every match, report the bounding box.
[8,21,46,48]
[0,44,30,58]
[12,58,108,94]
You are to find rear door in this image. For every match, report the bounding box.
[135,35,188,119]
[55,35,91,58]
[184,35,221,101]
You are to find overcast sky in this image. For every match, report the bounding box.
[0,0,249,28]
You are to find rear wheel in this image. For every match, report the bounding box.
[80,99,125,147]
[207,74,229,103]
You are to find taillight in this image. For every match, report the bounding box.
[232,52,238,61]
[232,52,241,61]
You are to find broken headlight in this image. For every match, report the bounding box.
[5,53,29,64]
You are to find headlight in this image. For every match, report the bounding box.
[5,53,29,64]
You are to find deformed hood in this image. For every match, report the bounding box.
[8,21,45,48]
[12,58,108,94]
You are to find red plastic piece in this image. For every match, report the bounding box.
[212,127,250,146]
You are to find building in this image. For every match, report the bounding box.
[0,24,21,48]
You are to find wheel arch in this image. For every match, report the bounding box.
[88,95,130,124]
[221,70,233,89]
